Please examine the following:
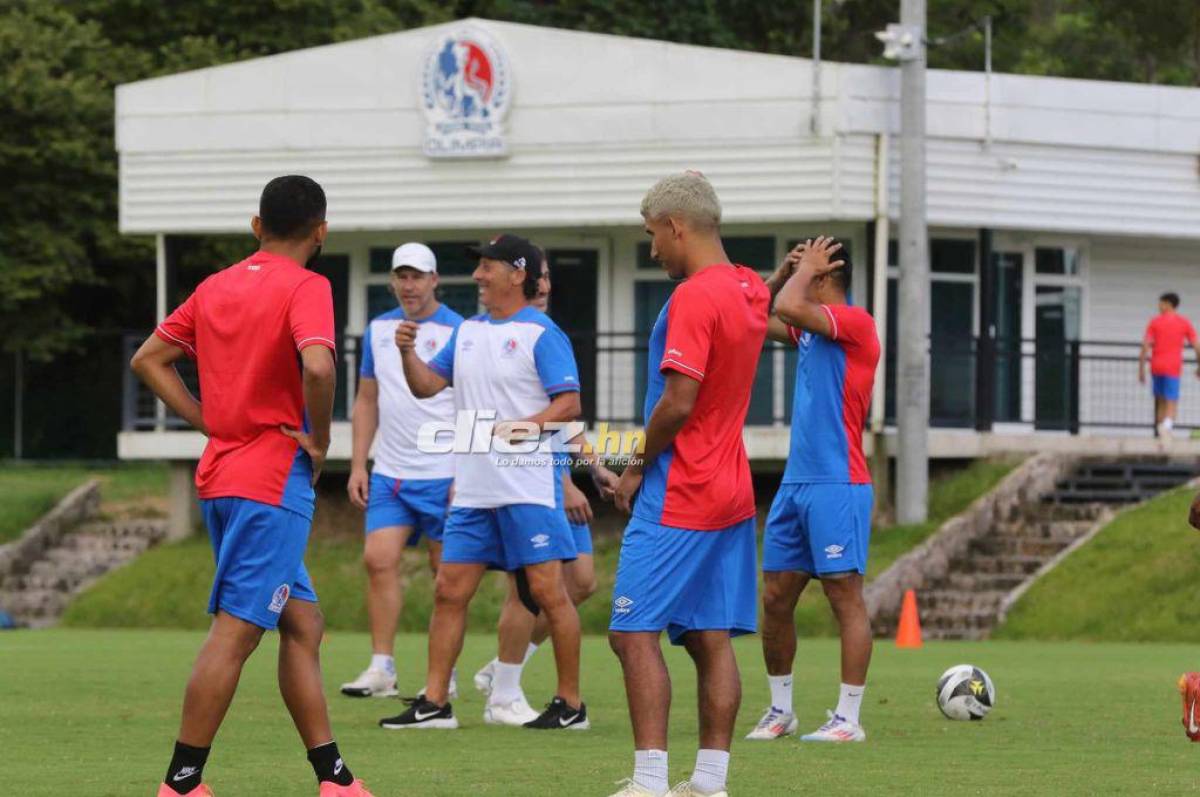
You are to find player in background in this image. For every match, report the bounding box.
[1139,292,1200,439]
[746,237,880,744]
[608,172,768,797]
[473,250,618,714]
[131,176,373,797]
[379,234,589,731]
[340,243,463,699]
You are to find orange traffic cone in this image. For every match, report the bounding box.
[895,589,923,649]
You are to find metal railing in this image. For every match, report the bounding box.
[121,333,1189,435]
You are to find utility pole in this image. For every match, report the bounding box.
[878,0,929,523]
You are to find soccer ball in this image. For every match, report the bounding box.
[936,664,995,721]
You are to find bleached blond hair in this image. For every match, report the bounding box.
[640,171,722,230]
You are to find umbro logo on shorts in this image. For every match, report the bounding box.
[824,544,844,559]
[613,595,634,613]
[530,533,550,548]
[268,583,290,613]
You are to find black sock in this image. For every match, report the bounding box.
[164,741,210,794]
[307,741,353,786]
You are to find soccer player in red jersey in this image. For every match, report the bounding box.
[1139,292,1199,438]
[131,176,373,797]
[607,172,769,797]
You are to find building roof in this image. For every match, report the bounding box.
[116,18,1200,237]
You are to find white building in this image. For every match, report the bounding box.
[114,18,1200,527]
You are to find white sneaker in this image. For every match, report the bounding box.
[745,705,799,740]
[340,667,398,698]
[800,710,866,742]
[474,659,496,696]
[483,694,540,726]
[668,782,728,797]
[606,779,664,797]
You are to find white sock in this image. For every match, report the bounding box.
[524,642,539,663]
[690,749,730,795]
[450,666,458,686]
[1163,417,1175,432]
[633,749,669,795]
[490,661,524,704]
[370,654,395,675]
[836,682,865,725]
[767,673,793,713]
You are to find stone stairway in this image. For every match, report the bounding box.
[913,501,1107,640]
[869,456,1198,641]
[0,518,167,628]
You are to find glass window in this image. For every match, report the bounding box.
[366,284,395,319]
[1035,247,1079,276]
[429,241,479,277]
[369,247,393,274]
[637,236,776,271]
[440,284,480,319]
[930,239,976,275]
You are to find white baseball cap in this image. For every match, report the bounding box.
[391,242,437,273]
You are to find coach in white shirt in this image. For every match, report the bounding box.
[379,234,589,733]
[340,243,464,700]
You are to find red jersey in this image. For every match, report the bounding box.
[1145,312,1197,377]
[156,251,335,515]
[634,264,769,530]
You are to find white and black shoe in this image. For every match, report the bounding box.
[378,696,459,730]
[340,667,398,698]
[523,696,590,730]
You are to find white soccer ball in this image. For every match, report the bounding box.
[936,664,995,721]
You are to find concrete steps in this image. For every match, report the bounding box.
[0,518,167,628]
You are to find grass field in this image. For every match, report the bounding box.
[2,630,1198,795]
[0,462,168,543]
[62,458,1019,635]
[998,485,1200,641]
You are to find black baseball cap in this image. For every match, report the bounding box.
[468,233,542,272]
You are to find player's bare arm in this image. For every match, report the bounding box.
[1138,339,1150,384]
[774,236,846,338]
[130,333,207,434]
[614,370,701,514]
[493,391,583,443]
[396,319,449,397]
[562,469,593,525]
[347,376,379,510]
[282,344,336,485]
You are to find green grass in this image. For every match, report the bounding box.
[0,462,168,543]
[997,486,1200,642]
[64,459,1018,635]
[1,630,1198,795]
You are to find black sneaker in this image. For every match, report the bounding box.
[523,696,590,730]
[379,696,459,730]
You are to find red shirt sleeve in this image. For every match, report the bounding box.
[1144,319,1158,345]
[289,275,336,352]
[822,304,877,349]
[155,294,198,359]
[661,283,716,382]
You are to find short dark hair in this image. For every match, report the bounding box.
[258,175,326,240]
[828,246,852,296]
[1161,292,1180,308]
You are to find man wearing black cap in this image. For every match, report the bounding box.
[379,234,589,731]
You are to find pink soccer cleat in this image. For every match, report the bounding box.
[158,785,213,797]
[319,779,375,797]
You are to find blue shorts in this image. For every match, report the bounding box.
[762,483,873,576]
[201,497,317,630]
[365,475,452,544]
[569,520,593,555]
[1153,374,1181,401]
[609,516,757,645]
[441,504,576,571]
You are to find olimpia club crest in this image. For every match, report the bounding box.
[420,26,512,159]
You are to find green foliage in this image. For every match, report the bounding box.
[5,631,1200,794]
[997,486,1200,641]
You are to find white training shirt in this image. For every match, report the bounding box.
[428,305,580,509]
[360,304,463,480]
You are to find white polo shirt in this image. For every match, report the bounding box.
[428,305,580,509]
[360,304,463,480]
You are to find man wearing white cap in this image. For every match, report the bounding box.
[340,242,465,699]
